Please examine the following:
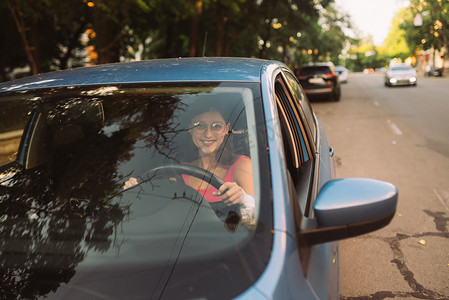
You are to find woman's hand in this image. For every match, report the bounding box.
[214,181,255,225]
[213,182,244,205]
[124,177,138,190]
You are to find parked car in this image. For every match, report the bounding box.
[0,58,398,299]
[297,62,341,101]
[335,65,349,83]
[384,63,417,87]
[424,65,443,77]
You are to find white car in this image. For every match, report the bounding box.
[385,63,417,87]
[335,65,349,83]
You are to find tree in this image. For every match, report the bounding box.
[402,0,449,67]
[316,2,353,63]
[6,0,44,75]
[382,8,412,61]
[1,0,91,78]
[1,0,345,80]
[0,6,25,81]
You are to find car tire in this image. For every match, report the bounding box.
[332,88,341,101]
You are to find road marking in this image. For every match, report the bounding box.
[373,100,380,107]
[434,189,449,211]
[387,120,403,135]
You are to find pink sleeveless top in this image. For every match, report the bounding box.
[182,155,247,202]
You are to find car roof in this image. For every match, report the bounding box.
[0,57,283,92]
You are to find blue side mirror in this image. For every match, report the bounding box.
[301,178,398,246]
[314,178,398,226]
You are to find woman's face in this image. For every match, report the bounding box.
[190,111,229,157]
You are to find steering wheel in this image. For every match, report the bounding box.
[148,164,224,190]
[148,164,242,232]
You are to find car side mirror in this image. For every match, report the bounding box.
[300,178,398,246]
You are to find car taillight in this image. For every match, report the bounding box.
[323,72,336,78]
[297,75,307,79]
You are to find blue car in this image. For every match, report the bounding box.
[0,58,397,299]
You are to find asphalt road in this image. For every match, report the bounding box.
[311,72,449,299]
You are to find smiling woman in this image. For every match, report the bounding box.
[123,90,257,225]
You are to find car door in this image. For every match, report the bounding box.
[274,70,339,299]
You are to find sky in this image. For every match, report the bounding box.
[334,0,410,46]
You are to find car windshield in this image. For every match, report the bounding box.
[390,65,413,71]
[0,82,273,299]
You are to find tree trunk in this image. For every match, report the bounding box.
[30,19,41,73]
[215,1,223,56]
[258,20,272,58]
[189,0,203,57]
[224,32,239,57]
[164,21,174,58]
[93,7,122,64]
[8,1,40,75]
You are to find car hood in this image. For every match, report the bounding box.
[1,175,267,300]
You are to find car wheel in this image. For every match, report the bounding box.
[332,88,341,101]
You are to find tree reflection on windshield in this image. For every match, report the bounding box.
[0,85,194,298]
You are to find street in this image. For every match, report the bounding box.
[311,72,449,299]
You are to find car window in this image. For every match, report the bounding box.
[0,99,33,167]
[283,71,317,144]
[0,83,273,299]
[299,66,332,75]
[274,75,314,213]
[390,65,413,71]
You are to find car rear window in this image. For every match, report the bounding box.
[299,66,332,75]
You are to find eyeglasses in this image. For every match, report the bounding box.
[191,121,226,134]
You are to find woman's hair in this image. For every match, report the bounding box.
[183,98,238,167]
[187,98,231,123]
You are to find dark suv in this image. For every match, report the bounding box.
[297,62,341,101]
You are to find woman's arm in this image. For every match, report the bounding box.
[214,156,253,205]
[234,156,253,196]
[221,156,255,224]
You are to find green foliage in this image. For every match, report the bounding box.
[1,0,90,78]
[317,4,352,62]
[1,0,358,80]
[401,0,449,55]
[382,8,412,59]
[345,42,388,72]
